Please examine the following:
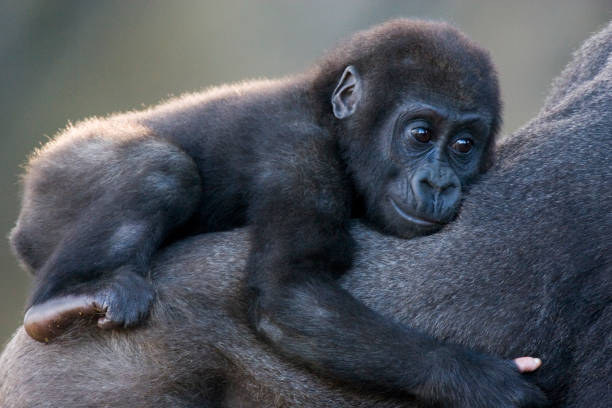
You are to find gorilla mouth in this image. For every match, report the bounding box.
[389,198,442,227]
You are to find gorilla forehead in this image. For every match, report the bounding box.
[376,54,498,113]
[319,19,496,83]
[333,20,497,112]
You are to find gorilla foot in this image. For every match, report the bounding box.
[24,270,154,343]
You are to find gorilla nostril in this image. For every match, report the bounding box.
[420,178,434,191]
[440,181,458,193]
[423,178,456,193]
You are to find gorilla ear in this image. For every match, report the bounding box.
[331,66,362,119]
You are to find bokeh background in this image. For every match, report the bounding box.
[1,0,609,345]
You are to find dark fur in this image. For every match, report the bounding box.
[11,20,498,319]
[1,21,609,408]
[2,21,610,408]
[11,20,498,313]
[6,19,530,406]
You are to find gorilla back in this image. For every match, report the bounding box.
[1,22,610,408]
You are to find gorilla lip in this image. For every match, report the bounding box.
[389,198,441,227]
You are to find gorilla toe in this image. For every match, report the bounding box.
[24,267,154,342]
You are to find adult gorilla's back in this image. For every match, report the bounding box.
[1,23,610,408]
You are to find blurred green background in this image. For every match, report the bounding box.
[0,0,609,345]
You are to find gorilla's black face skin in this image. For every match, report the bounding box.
[331,66,493,238]
[378,102,490,237]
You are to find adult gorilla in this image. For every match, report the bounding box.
[1,22,610,408]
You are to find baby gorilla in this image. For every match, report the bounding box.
[11,19,545,406]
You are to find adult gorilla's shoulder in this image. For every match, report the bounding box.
[1,22,611,408]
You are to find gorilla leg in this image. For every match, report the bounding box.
[10,125,201,339]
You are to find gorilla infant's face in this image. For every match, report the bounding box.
[375,100,491,238]
[331,65,496,239]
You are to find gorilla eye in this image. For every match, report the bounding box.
[410,127,432,143]
[451,138,474,154]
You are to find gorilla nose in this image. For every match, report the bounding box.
[421,176,457,193]
[411,168,461,220]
